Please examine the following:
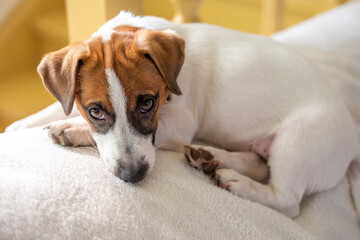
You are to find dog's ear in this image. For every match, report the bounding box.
[37,42,89,115]
[135,29,185,95]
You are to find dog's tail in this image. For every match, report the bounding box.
[348,151,360,225]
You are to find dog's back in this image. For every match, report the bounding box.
[299,48,360,135]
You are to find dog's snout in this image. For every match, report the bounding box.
[116,161,149,183]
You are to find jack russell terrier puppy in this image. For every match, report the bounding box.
[6,12,360,218]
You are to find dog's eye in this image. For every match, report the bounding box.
[89,107,105,120]
[141,97,154,113]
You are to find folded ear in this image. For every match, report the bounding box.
[37,42,89,115]
[135,29,185,95]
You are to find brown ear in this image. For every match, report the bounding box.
[135,29,185,95]
[37,42,89,115]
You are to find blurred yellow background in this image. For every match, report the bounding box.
[0,0,351,132]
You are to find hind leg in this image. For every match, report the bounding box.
[184,145,268,182]
[217,105,357,217]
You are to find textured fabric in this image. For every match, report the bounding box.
[0,128,359,240]
[1,1,360,239]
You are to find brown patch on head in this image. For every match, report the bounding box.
[37,38,115,133]
[38,25,185,138]
[74,37,116,133]
[104,25,184,137]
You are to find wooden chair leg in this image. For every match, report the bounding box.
[65,0,143,42]
[170,0,203,24]
[261,0,284,36]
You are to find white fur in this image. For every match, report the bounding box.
[93,69,155,177]
[6,12,360,217]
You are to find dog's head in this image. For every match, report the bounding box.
[37,26,185,183]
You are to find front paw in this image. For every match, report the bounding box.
[184,145,219,174]
[44,120,92,147]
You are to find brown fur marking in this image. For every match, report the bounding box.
[39,25,184,136]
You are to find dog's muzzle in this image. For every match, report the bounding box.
[115,159,149,183]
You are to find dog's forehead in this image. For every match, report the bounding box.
[77,27,166,129]
[87,27,162,82]
[91,28,165,107]
[86,25,138,66]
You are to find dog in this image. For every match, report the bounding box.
[5,12,360,218]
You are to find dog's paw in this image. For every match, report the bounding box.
[214,168,241,191]
[184,145,219,174]
[44,120,92,147]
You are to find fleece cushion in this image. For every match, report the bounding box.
[0,128,359,239]
[1,1,360,239]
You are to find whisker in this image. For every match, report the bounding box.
[155,144,163,150]
[88,136,98,149]
[155,143,170,151]
[87,136,100,156]
[83,146,100,154]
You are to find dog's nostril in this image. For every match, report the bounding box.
[116,162,149,183]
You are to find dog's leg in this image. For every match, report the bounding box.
[214,106,358,218]
[184,145,268,182]
[155,106,197,152]
[44,116,94,147]
[5,102,80,132]
[216,106,357,217]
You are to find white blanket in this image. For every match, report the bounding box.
[0,128,359,240]
[1,2,360,239]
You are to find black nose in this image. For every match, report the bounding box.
[116,163,149,183]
